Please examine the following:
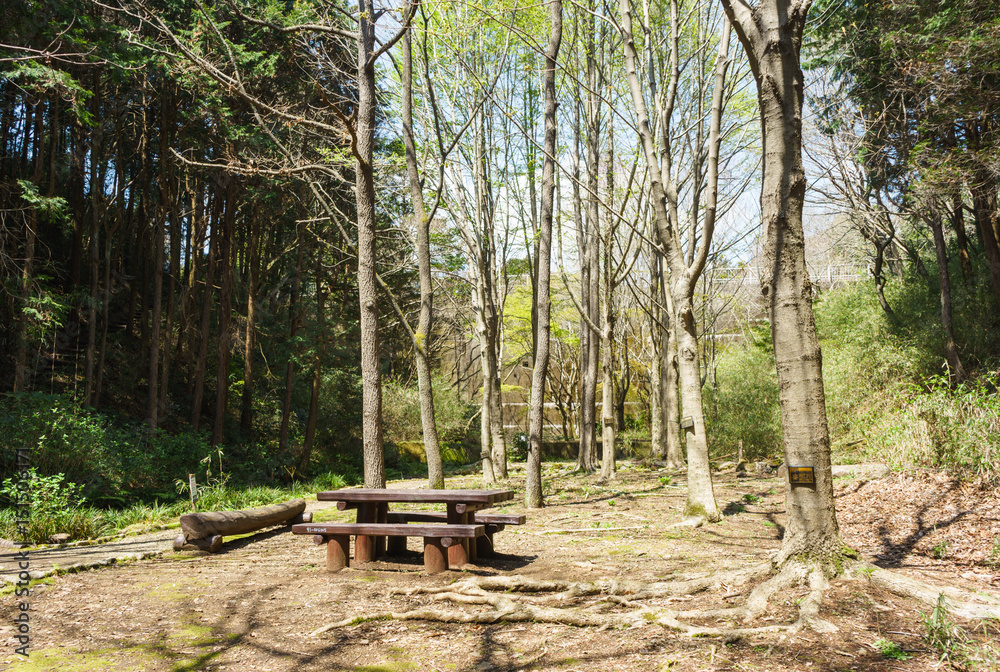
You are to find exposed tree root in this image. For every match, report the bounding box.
[311,557,1000,638]
[311,560,838,638]
[852,564,1000,620]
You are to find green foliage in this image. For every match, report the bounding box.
[874,638,911,661]
[704,342,782,461]
[814,281,1000,482]
[0,393,213,502]
[509,432,529,462]
[0,470,105,543]
[381,374,476,450]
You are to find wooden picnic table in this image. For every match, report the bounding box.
[314,488,516,568]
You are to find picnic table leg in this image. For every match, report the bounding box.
[423,537,449,574]
[325,535,350,571]
[375,502,388,557]
[446,504,470,566]
[476,533,494,558]
[354,503,377,563]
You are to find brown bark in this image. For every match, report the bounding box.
[180,499,306,539]
[970,171,1000,314]
[927,209,966,384]
[300,249,325,474]
[357,0,385,488]
[279,223,303,456]
[211,183,235,446]
[148,205,165,429]
[240,214,260,432]
[721,0,842,561]
[189,187,217,431]
[525,0,562,509]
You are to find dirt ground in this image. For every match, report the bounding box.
[1,462,998,671]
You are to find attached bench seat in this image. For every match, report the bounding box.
[383,511,526,557]
[291,522,484,574]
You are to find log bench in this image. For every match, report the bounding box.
[174,499,311,552]
[292,522,485,574]
[383,511,525,557]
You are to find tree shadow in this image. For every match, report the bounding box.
[871,479,966,568]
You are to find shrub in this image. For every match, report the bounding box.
[704,342,782,461]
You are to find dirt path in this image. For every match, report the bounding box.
[1,464,997,671]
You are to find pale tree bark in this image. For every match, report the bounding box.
[401,26,445,489]
[720,0,842,562]
[577,7,602,473]
[619,0,729,521]
[525,0,562,509]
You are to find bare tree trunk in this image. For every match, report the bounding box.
[489,369,507,479]
[649,254,665,458]
[240,214,260,432]
[300,250,325,474]
[83,78,102,407]
[578,9,602,473]
[662,317,683,468]
[525,0,562,509]
[147,205,165,430]
[402,27,445,488]
[927,209,966,384]
[619,0,722,520]
[14,105,41,393]
[970,172,1000,314]
[279,223,303,456]
[357,0,385,488]
[190,189,217,431]
[722,0,842,562]
[211,183,234,446]
[949,193,972,283]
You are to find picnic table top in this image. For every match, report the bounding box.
[316,489,516,505]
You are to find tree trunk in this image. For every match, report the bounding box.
[356,0,385,489]
[927,210,966,384]
[147,205,165,430]
[949,193,972,284]
[279,223,304,456]
[970,172,1000,314]
[525,0,562,509]
[241,214,260,433]
[674,296,717,518]
[402,27,445,489]
[300,250,325,475]
[721,0,842,562]
[190,188,218,431]
[578,12,602,474]
[649,256,665,458]
[662,317,683,468]
[211,182,235,446]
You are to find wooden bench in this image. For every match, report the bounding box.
[384,511,526,557]
[292,522,484,574]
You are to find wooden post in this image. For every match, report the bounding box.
[476,534,495,558]
[189,473,197,512]
[326,535,350,571]
[387,536,407,555]
[423,537,448,574]
[446,504,470,566]
[355,502,376,563]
